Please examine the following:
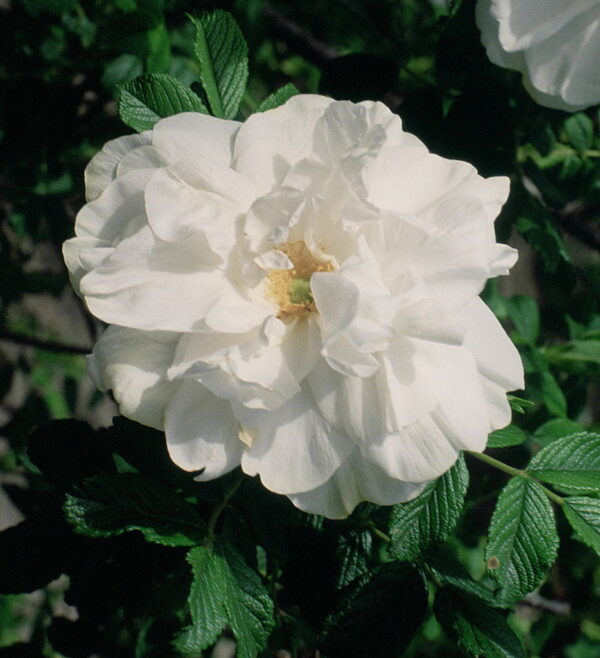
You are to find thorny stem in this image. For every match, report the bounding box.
[468,451,565,506]
[206,474,244,548]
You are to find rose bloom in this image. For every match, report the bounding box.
[64,95,523,518]
[476,0,600,111]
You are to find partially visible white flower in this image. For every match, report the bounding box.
[64,95,523,518]
[476,0,600,111]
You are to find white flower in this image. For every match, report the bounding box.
[476,0,600,111]
[64,95,523,518]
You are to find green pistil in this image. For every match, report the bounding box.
[289,278,313,305]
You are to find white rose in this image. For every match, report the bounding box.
[64,95,523,518]
[476,0,600,111]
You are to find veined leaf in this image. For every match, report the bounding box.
[527,432,600,494]
[257,83,299,112]
[336,529,373,589]
[118,73,207,132]
[175,541,275,657]
[485,477,558,602]
[435,587,525,658]
[321,564,427,658]
[563,497,600,556]
[64,472,205,547]
[533,418,584,447]
[487,425,527,449]
[389,455,468,561]
[190,10,248,119]
[425,548,501,607]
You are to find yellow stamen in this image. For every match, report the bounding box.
[266,241,334,322]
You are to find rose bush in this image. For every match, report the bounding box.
[476,0,600,111]
[63,95,523,518]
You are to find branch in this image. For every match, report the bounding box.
[0,329,90,355]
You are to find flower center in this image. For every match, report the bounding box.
[266,241,334,322]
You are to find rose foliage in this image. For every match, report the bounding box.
[64,95,523,517]
[2,3,600,657]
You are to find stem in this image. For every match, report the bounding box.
[0,329,90,355]
[367,522,391,544]
[206,473,244,548]
[468,451,564,506]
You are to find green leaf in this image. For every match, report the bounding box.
[256,83,299,113]
[64,473,205,547]
[336,529,373,589]
[322,564,427,658]
[527,432,600,494]
[565,113,594,152]
[505,295,539,345]
[435,587,525,658]
[562,497,600,556]
[189,10,248,119]
[118,73,208,132]
[487,425,527,449]
[485,477,558,602]
[538,369,568,418]
[508,395,534,414]
[145,23,171,74]
[389,455,468,561]
[175,541,275,657]
[533,418,584,447]
[553,340,600,366]
[425,548,500,607]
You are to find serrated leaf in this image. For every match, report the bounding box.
[486,477,558,602]
[389,455,468,561]
[506,295,539,345]
[64,473,205,546]
[562,497,600,556]
[322,564,427,658]
[175,541,275,657]
[565,113,594,152]
[190,10,248,119]
[435,587,525,658]
[118,73,207,132]
[336,529,373,589]
[256,83,299,112]
[527,432,600,494]
[488,425,527,449]
[425,548,501,607]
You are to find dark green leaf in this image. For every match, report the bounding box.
[527,432,600,494]
[425,548,500,607]
[176,541,275,657]
[145,23,171,74]
[505,295,539,345]
[322,564,427,658]
[190,11,248,119]
[538,369,568,418]
[565,113,594,152]
[562,497,600,556]
[64,473,205,546]
[118,73,207,132]
[487,425,527,449]
[485,477,558,602]
[336,529,373,589]
[256,83,299,113]
[389,455,468,561]
[533,418,584,447]
[435,587,525,658]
